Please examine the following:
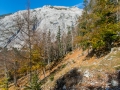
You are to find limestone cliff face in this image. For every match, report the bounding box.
[0,5,82,49]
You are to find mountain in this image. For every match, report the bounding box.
[0,5,82,49]
[0,13,12,19]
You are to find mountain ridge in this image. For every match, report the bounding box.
[0,5,82,49]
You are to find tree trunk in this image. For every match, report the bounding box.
[14,60,17,87]
[3,48,9,90]
[42,68,46,78]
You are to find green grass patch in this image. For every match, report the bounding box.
[50,74,54,81]
[114,65,120,70]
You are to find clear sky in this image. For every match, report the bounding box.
[0,0,84,15]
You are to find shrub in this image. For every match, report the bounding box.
[50,74,54,81]
[25,72,41,90]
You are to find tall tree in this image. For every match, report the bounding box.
[12,0,39,83]
[56,26,62,58]
[3,48,9,90]
[47,30,51,64]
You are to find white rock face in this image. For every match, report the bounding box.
[111,80,119,86]
[0,5,82,49]
[84,70,91,78]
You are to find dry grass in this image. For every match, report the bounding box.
[8,47,120,90]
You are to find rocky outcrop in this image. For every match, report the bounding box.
[53,68,120,90]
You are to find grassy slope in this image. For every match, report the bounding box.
[9,47,120,90]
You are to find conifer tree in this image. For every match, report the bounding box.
[47,30,51,64]
[76,0,120,52]
[56,26,62,58]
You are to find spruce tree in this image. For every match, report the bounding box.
[76,0,120,51]
[56,26,62,58]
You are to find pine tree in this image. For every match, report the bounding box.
[47,30,51,64]
[25,72,41,90]
[56,26,62,58]
[76,0,120,52]
[66,26,72,52]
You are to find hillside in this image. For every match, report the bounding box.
[9,46,120,90]
[0,6,83,90]
[0,0,120,90]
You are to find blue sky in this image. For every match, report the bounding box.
[0,0,84,15]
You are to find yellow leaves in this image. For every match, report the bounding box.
[32,49,40,61]
[74,36,83,45]
[32,64,40,70]
[90,37,104,49]
[1,88,6,90]
[31,44,44,63]
[18,65,28,74]
[30,44,46,71]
